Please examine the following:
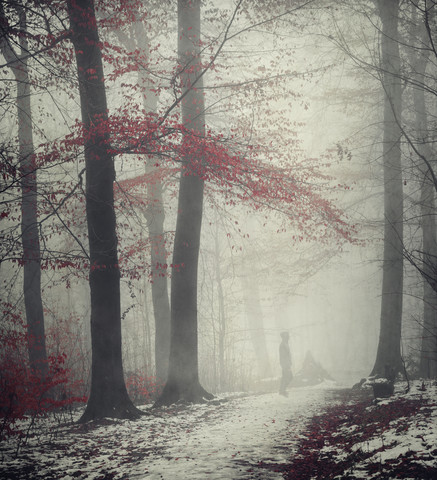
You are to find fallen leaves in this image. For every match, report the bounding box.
[279,386,437,480]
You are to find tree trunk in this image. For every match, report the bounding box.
[241,272,272,380]
[0,4,48,379]
[18,62,49,380]
[213,219,227,392]
[116,14,171,383]
[144,177,171,383]
[67,0,141,422]
[155,0,212,406]
[411,13,437,379]
[371,0,404,377]
[137,31,171,383]
[419,173,437,378]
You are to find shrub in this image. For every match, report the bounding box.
[0,303,87,443]
[125,372,163,405]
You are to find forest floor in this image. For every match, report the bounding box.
[0,380,436,480]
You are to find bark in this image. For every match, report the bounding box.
[0,4,48,379]
[67,0,141,421]
[371,0,404,377]
[155,0,212,406]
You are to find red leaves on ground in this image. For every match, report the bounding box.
[281,391,437,480]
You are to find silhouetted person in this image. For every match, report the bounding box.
[279,331,292,396]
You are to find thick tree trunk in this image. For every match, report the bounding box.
[371,0,404,377]
[67,0,141,422]
[155,0,212,406]
[0,4,48,379]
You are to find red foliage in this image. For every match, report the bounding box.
[125,372,163,405]
[0,303,87,441]
[1,0,357,291]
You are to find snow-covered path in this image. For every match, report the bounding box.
[142,387,336,480]
[1,386,341,480]
[3,382,436,480]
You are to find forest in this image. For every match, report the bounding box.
[0,0,436,479]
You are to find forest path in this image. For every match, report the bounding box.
[1,386,344,480]
[140,386,342,479]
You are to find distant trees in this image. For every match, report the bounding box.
[329,0,437,379]
[241,267,272,380]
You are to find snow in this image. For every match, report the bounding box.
[1,381,436,480]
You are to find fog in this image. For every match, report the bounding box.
[0,0,433,411]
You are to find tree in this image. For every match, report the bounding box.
[98,0,171,384]
[134,16,171,385]
[325,1,436,378]
[371,0,404,377]
[406,2,437,378]
[372,0,437,379]
[0,2,48,380]
[241,267,272,380]
[155,0,213,405]
[67,0,141,421]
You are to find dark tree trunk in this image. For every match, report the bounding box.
[67,0,141,422]
[155,0,212,406]
[0,4,48,379]
[371,0,404,377]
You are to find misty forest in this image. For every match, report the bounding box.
[0,0,437,479]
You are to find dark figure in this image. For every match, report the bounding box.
[279,331,292,396]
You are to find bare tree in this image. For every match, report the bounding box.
[155,0,213,405]
[0,1,48,379]
[406,2,437,378]
[371,0,404,377]
[99,1,171,384]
